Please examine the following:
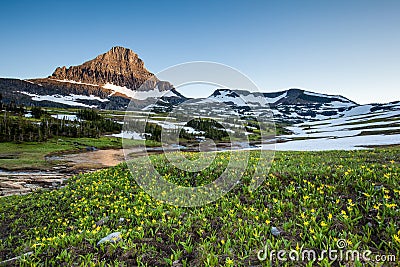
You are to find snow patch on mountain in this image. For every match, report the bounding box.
[209,89,287,106]
[265,92,288,103]
[322,101,354,108]
[342,105,373,117]
[303,91,350,103]
[52,79,100,87]
[210,90,249,106]
[103,83,178,100]
[18,92,109,108]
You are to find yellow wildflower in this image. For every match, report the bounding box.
[226,258,234,265]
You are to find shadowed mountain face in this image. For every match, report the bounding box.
[49,46,172,91]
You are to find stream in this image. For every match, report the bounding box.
[0,147,154,197]
[0,142,258,197]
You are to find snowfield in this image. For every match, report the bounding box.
[53,79,100,87]
[50,114,80,121]
[103,83,178,100]
[108,131,145,140]
[262,134,400,151]
[18,92,109,108]
[273,105,400,150]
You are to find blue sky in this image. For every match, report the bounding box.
[0,0,399,104]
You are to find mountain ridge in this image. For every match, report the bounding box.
[209,88,357,108]
[0,46,398,123]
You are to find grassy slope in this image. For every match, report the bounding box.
[0,149,399,266]
[0,137,160,170]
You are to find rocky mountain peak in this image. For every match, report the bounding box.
[49,46,169,90]
[94,46,143,67]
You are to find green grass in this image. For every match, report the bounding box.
[0,137,160,170]
[0,148,399,266]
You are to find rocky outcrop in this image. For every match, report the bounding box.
[50,46,172,91]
